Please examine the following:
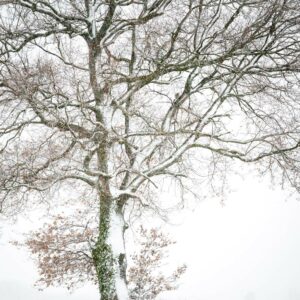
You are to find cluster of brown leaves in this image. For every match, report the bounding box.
[15,215,186,298]
[128,226,187,300]
[17,213,97,290]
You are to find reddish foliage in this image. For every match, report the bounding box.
[16,215,186,298]
[128,226,187,300]
[20,213,97,289]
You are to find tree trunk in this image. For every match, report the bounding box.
[92,194,129,300]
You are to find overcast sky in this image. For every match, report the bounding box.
[1,172,300,300]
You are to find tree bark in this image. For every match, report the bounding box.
[87,29,129,299]
[92,191,129,300]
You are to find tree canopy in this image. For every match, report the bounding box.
[0,0,299,299]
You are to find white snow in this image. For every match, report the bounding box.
[115,276,129,300]
[108,209,125,255]
[88,4,96,38]
[107,209,130,299]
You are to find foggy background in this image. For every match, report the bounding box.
[1,172,300,300]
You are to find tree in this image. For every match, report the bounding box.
[0,0,300,299]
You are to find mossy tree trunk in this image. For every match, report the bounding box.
[88,22,129,299]
[92,184,129,299]
[92,193,115,300]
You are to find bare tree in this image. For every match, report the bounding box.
[0,0,300,299]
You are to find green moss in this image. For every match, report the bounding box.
[92,242,116,300]
[92,198,117,300]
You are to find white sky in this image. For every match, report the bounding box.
[1,173,300,300]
